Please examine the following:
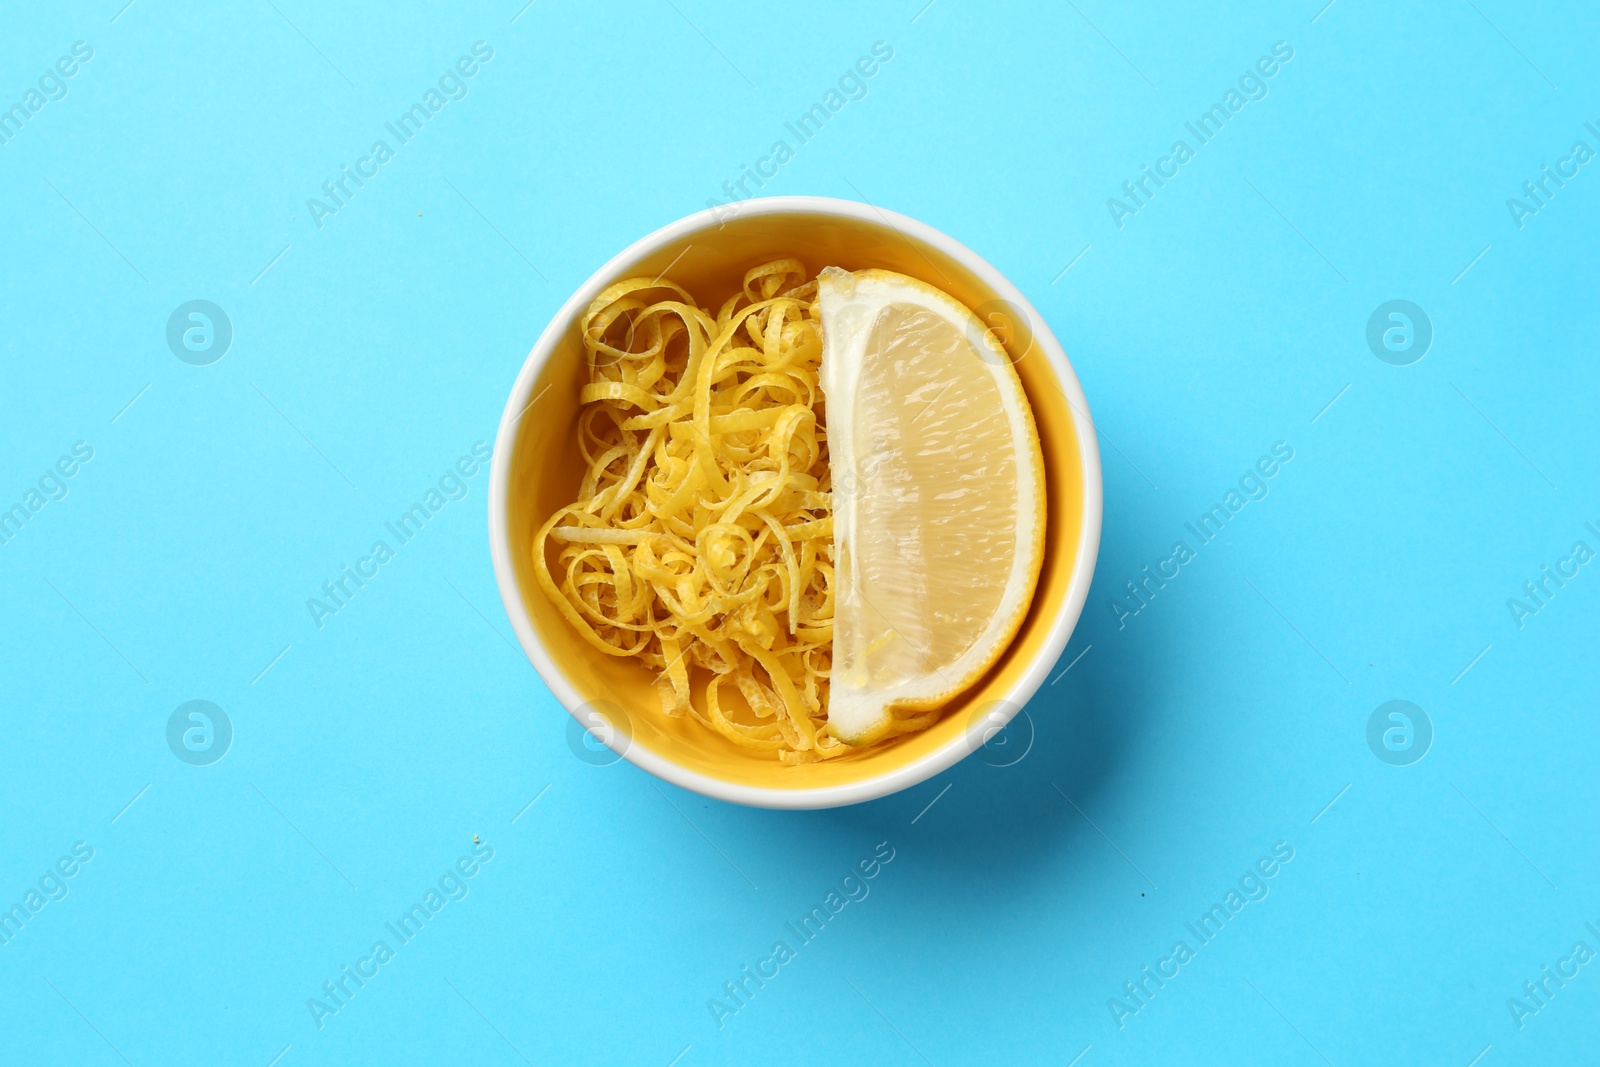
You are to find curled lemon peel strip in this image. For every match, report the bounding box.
[533,259,940,763]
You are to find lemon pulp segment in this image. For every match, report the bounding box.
[819,268,1046,745]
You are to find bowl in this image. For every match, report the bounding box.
[488,196,1102,809]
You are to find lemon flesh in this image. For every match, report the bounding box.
[818,268,1046,745]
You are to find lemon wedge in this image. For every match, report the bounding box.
[818,267,1047,745]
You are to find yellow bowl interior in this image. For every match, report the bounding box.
[505,209,1086,793]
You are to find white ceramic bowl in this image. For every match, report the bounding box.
[488,196,1102,808]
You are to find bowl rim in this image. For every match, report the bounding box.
[488,194,1103,809]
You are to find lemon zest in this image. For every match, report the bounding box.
[534,260,940,762]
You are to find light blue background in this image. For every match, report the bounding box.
[3,1,1597,1064]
